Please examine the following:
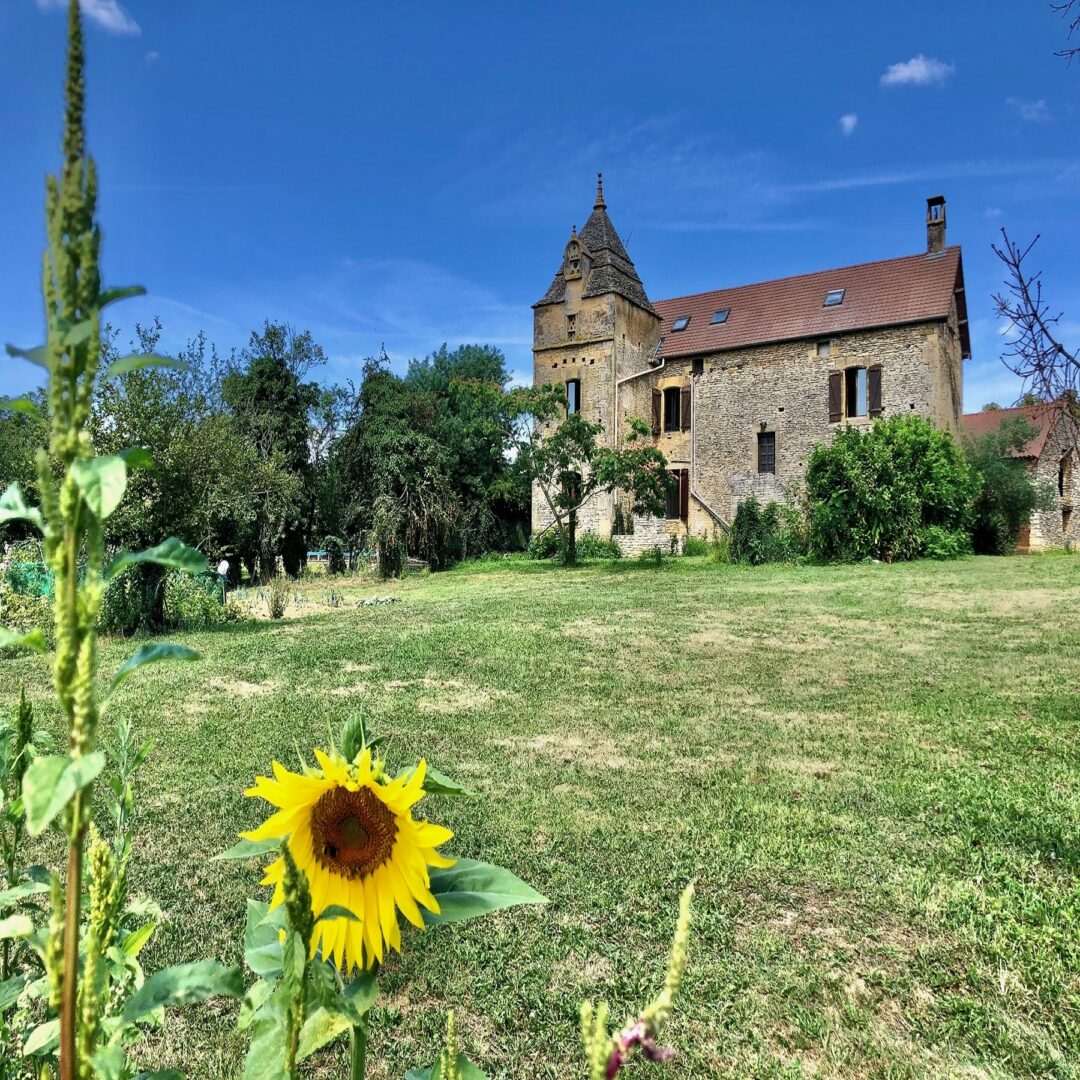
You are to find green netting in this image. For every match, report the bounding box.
[6,561,54,597]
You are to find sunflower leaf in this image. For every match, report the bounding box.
[296,1008,351,1061]
[398,763,475,798]
[214,837,281,861]
[98,284,146,309]
[22,1018,59,1057]
[243,900,284,978]
[122,960,243,1022]
[423,859,547,926]
[0,880,50,910]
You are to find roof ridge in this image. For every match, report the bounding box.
[654,246,962,307]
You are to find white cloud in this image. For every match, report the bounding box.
[1007,97,1050,123]
[880,55,954,87]
[984,206,1004,219]
[144,50,160,64]
[36,0,141,36]
[839,113,858,137]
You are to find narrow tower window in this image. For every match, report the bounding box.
[566,378,580,415]
[567,313,576,341]
[757,432,776,474]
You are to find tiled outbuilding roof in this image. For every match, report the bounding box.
[961,402,1063,460]
[653,247,970,360]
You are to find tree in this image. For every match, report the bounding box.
[993,232,1078,412]
[1053,1,1080,62]
[516,387,673,566]
[222,322,325,579]
[965,417,1056,554]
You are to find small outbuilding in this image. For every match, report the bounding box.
[962,401,1080,551]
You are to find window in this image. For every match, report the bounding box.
[665,475,681,519]
[824,288,846,307]
[567,314,576,341]
[757,431,776,474]
[672,315,691,332]
[816,340,831,358]
[845,367,867,418]
[710,308,730,325]
[1060,454,1072,497]
[663,386,681,432]
[665,469,688,520]
[566,378,580,415]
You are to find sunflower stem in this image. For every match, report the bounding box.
[349,1017,369,1080]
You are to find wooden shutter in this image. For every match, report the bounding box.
[651,388,662,435]
[828,371,842,423]
[679,469,689,520]
[868,364,883,417]
[681,386,692,431]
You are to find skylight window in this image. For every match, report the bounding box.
[672,315,691,331]
[824,288,845,307]
[710,308,730,325]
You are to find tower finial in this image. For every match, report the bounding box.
[595,171,605,209]
[571,223,577,237]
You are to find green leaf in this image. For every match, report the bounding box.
[397,763,475,798]
[340,714,368,762]
[5,344,49,369]
[243,1002,289,1079]
[237,978,275,1031]
[243,899,285,977]
[0,973,28,1013]
[0,396,41,417]
[0,914,33,941]
[90,1044,125,1080]
[98,284,146,309]
[406,1055,489,1080]
[0,880,50,910]
[106,537,208,582]
[104,353,187,379]
[297,1008,351,1061]
[424,859,547,926]
[23,753,106,836]
[71,454,128,520]
[122,960,243,1022]
[0,628,47,655]
[315,904,360,923]
[215,836,281,861]
[120,920,157,959]
[22,1017,58,1057]
[0,483,44,531]
[109,642,199,694]
[134,1072,184,1080]
[63,320,94,348]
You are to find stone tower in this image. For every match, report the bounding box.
[531,175,662,537]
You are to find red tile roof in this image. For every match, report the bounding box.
[961,402,1062,459]
[654,247,968,360]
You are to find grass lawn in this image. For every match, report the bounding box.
[4,553,1080,1078]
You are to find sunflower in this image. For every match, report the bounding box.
[241,747,454,973]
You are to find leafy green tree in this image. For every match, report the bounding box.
[805,415,978,562]
[222,322,325,579]
[516,387,673,566]
[965,417,1056,554]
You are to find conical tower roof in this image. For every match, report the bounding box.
[534,175,656,314]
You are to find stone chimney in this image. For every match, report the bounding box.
[926,195,946,254]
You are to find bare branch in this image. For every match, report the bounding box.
[992,228,1079,406]
[1052,0,1080,61]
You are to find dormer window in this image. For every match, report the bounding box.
[710,309,730,324]
[824,289,845,307]
[672,316,691,332]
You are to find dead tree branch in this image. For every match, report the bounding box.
[1053,1,1080,61]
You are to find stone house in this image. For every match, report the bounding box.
[962,401,1080,550]
[531,178,971,552]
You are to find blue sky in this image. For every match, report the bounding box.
[1,1,1078,410]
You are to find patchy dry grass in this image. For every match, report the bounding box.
[3,553,1080,1078]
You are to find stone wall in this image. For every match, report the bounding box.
[1028,411,1080,549]
[613,513,683,557]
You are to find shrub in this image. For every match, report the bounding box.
[526,529,562,560]
[806,415,977,562]
[729,497,806,565]
[162,570,233,630]
[575,533,622,560]
[682,535,709,557]
[710,532,732,564]
[266,574,290,619]
[324,535,346,575]
[965,417,1056,554]
[919,524,972,560]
